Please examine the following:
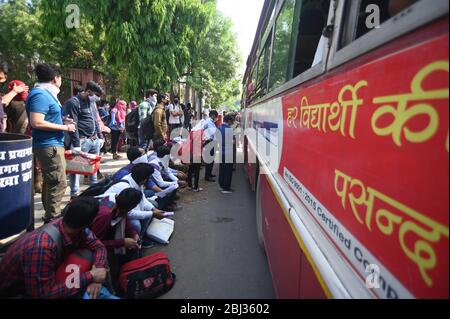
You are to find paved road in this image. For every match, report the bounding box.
[156,164,274,299]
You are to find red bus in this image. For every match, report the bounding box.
[242,0,448,299]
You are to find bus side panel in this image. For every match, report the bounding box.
[245,139,258,191]
[299,253,327,299]
[279,19,449,298]
[260,175,301,298]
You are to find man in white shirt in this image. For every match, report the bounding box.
[149,145,182,211]
[104,163,166,238]
[168,98,183,138]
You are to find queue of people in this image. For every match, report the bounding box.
[0,61,240,299]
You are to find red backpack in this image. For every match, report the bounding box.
[55,249,94,284]
[178,130,204,164]
[119,252,176,299]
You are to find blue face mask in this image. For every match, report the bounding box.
[89,95,101,103]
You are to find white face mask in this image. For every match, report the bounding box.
[161,155,170,169]
[132,154,148,165]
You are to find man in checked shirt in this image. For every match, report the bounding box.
[0,197,109,299]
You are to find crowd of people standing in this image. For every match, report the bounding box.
[0,61,241,299]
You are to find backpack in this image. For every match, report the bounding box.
[139,110,156,141]
[119,252,176,299]
[63,96,81,150]
[125,108,140,137]
[78,176,130,198]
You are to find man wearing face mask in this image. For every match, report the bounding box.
[149,145,182,211]
[63,81,105,198]
[26,64,77,223]
[138,89,158,149]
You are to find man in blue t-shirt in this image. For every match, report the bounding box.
[25,64,77,223]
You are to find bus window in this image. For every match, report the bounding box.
[269,0,296,92]
[254,33,272,99]
[292,0,331,77]
[347,0,419,43]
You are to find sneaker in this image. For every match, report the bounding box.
[221,190,234,194]
[193,188,204,192]
[219,187,224,191]
[113,153,122,160]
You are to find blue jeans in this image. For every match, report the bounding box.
[138,128,150,149]
[69,138,101,196]
[130,217,153,238]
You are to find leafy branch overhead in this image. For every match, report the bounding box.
[0,0,242,107]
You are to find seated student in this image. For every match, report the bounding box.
[149,138,187,181]
[104,163,166,237]
[114,147,177,210]
[113,147,159,196]
[91,188,142,255]
[0,197,109,299]
[149,145,183,211]
[90,188,145,283]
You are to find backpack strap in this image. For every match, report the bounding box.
[71,96,81,114]
[41,224,64,262]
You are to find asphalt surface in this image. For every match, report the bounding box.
[155,164,274,299]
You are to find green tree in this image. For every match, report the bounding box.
[1,0,242,104]
[0,0,43,82]
[0,0,106,81]
[39,0,212,99]
[186,10,242,109]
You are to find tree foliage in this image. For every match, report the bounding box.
[1,0,242,105]
[187,9,242,108]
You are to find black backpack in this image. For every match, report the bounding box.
[125,108,140,137]
[61,177,130,217]
[78,176,130,198]
[139,110,155,141]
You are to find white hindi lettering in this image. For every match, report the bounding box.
[21,161,33,171]
[0,176,20,188]
[8,148,33,160]
[0,164,20,176]
[22,171,32,183]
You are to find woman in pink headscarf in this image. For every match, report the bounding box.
[109,100,127,160]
